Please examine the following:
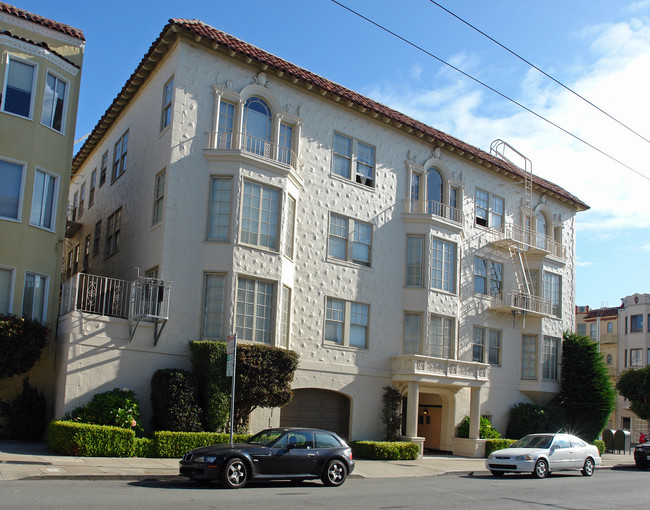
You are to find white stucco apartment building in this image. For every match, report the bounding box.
[55,19,588,456]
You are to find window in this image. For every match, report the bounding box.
[577,323,586,336]
[279,123,294,165]
[475,189,504,229]
[0,158,25,220]
[328,213,372,266]
[99,151,108,186]
[41,72,67,132]
[607,354,613,365]
[78,182,85,218]
[324,297,369,348]
[426,167,443,215]
[429,315,454,358]
[280,285,291,348]
[474,257,503,295]
[536,211,548,250]
[160,76,173,130]
[2,56,36,118]
[236,277,274,344]
[543,272,562,317]
[83,235,90,272]
[22,272,47,322]
[607,321,613,333]
[590,323,597,339]
[244,96,271,155]
[240,180,280,250]
[112,130,128,182]
[152,170,165,225]
[93,220,101,256]
[332,133,375,188]
[647,348,650,366]
[0,267,13,314]
[217,100,235,148]
[630,348,642,367]
[89,169,96,207]
[202,273,225,339]
[72,244,79,274]
[472,327,501,365]
[631,314,643,333]
[105,208,121,257]
[65,251,72,279]
[472,327,485,363]
[542,336,559,381]
[521,335,537,379]
[207,177,231,241]
[29,169,58,230]
[72,191,78,220]
[406,235,424,287]
[284,195,296,259]
[489,329,502,365]
[404,312,421,354]
[431,238,456,293]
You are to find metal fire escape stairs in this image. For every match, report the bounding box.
[489,139,534,327]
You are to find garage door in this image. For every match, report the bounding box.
[280,389,350,439]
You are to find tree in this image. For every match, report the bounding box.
[559,332,616,442]
[0,314,49,379]
[381,386,402,441]
[616,366,650,420]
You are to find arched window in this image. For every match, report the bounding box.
[426,168,443,216]
[244,96,271,156]
[536,211,547,250]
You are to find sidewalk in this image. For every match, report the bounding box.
[0,440,634,482]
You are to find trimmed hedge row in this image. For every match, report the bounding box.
[350,440,420,460]
[47,421,135,457]
[150,431,250,458]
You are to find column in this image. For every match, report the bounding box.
[405,381,420,437]
[469,386,481,440]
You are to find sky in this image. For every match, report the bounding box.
[15,0,650,308]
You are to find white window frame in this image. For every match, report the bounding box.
[22,271,48,322]
[284,195,296,260]
[41,69,68,133]
[202,273,226,340]
[152,169,165,225]
[105,208,121,258]
[240,180,281,251]
[236,276,275,344]
[207,176,232,241]
[99,151,108,186]
[475,188,504,229]
[324,297,369,349]
[404,312,422,354]
[474,327,502,365]
[431,237,456,293]
[630,314,643,333]
[0,266,16,315]
[331,132,375,188]
[160,75,174,131]
[328,212,372,267]
[0,157,26,222]
[542,335,560,381]
[29,167,58,231]
[543,271,562,317]
[428,314,454,358]
[521,334,537,380]
[629,348,642,367]
[406,235,424,287]
[111,130,129,182]
[280,285,292,348]
[2,55,37,119]
[474,256,503,296]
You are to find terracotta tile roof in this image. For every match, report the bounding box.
[72,18,588,211]
[584,306,622,320]
[0,2,85,41]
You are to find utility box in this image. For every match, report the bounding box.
[614,429,630,454]
[602,429,614,453]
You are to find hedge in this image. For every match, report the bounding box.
[350,441,420,460]
[485,438,517,457]
[151,431,250,458]
[47,421,135,457]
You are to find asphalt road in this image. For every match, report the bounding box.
[2,467,647,509]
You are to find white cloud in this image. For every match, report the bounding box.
[642,244,650,251]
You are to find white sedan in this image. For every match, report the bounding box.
[486,433,601,478]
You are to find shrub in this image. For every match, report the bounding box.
[0,314,49,379]
[485,438,517,457]
[593,439,605,455]
[151,430,250,458]
[381,386,402,441]
[456,416,501,439]
[134,437,155,457]
[0,378,47,440]
[506,402,566,439]
[150,369,203,432]
[350,440,419,460]
[68,387,142,432]
[47,420,135,457]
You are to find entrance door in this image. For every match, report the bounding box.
[417,406,442,450]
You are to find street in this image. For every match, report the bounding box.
[2,467,647,509]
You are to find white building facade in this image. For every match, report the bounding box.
[56,19,588,456]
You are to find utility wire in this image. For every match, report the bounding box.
[329,0,650,182]
[428,0,650,146]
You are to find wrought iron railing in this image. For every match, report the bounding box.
[402,199,463,224]
[488,223,566,259]
[490,291,553,316]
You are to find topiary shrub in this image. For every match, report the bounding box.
[0,378,47,440]
[350,440,420,460]
[381,386,402,441]
[150,369,203,432]
[0,314,49,379]
[67,387,143,432]
[456,416,501,439]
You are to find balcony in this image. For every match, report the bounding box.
[392,355,488,387]
[489,291,553,318]
[206,131,302,177]
[485,223,566,260]
[402,199,463,226]
[65,206,82,238]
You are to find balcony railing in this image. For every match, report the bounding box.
[392,355,488,383]
[486,223,566,259]
[65,205,82,238]
[402,199,463,225]
[489,291,553,317]
[206,131,302,176]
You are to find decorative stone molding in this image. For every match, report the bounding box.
[0,34,79,76]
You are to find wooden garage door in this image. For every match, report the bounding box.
[280,389,350,439]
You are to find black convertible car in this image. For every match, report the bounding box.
[179,427,355,488]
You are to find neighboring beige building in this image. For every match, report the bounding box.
[0,3,84,413]
[56,18,588,456]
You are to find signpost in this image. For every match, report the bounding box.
[226,334,236,444]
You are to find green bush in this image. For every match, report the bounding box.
[151,430,250,458]
[485,438,517,457]
[350,440,419,460]
[150,369,203,432]
[456,416,501,439]
[67,387,143,432]
[593,439,605,455]
[506,402,566,439]
[381,386,402,441]
[0,314,49,379]
[1,378,47,440]
[134,437,155,457]
[47,420,135,457]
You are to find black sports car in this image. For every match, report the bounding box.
[179,427,355,488]
[634,440,650,469]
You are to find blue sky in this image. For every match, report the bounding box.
[17,0,650,308]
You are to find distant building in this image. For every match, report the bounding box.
[57,18,587,456]
[0,3,84,415]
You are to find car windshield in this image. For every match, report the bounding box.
[511,435,554,449]
[247,429,285,446]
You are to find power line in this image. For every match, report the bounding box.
[328,0,650,182]
[428,0,650,146]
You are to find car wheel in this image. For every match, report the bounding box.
[533,459,549,479]
[322,459,347,487]
[635,460,649,470]
[221,457,248,489]
[581,457,595,476]
[490,470,505,477]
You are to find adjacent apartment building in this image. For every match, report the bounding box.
[56,18,588,456]
[0,3,84,408]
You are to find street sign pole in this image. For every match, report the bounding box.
[226,334,237,444]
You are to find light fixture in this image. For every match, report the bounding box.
[423,408,429,416]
